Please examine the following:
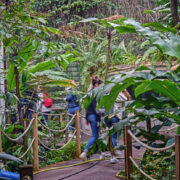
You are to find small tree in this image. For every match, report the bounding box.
[0,0,77,124]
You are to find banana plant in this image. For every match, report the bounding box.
[96,66,180,146]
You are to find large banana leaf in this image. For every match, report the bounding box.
[135,79,180,105]
[123,19,180,61]
[27,60,56,74]
[77,17,180,61]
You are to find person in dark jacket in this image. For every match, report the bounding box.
[65,88,80,135]
[80,78,103,161]
[21,84,37,120]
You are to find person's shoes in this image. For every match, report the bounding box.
[115,150,122,156]
[99,152,105,160]
[80,152,87,161]
[110,157,119,164]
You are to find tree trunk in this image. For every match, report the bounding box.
[170,0,179,26]
[0,42,4,152]
[14,66,22,125]
[104,31,111,81]
[0,42,5,122]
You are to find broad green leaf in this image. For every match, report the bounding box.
[115,26,136,34]
[143,22,177,34]
[38,17,47,24]
[39,80,77,88]
[123,19,180,61]
[135,81,153,98]
[136,66,151,71]
[46,27,60,35]
[97,79,134,111]
[150,80,180,105]
[27,60,56,74]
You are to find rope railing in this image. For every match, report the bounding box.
[38,130,76,151]
[29,109,66,116]
[19,138,35,159]
[124,125,179,180]
[1,118,35,142]
[159,124,177,132]
[38,114,76,133]
[127,130,175,151]
[129,156,156,180]
[70,126,91,136]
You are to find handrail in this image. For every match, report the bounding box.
[127,130,175,152]
[19,138,35,159]
[1,118,35,142]
[38,114,76,133]
[159,125,177,132]
[129,156,156,180]
[38,130,76,151]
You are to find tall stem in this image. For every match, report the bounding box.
[104,30,111,81]
[171,0,179,26]
[14,66,22,125]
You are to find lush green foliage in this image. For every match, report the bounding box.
[39,141,85,167]
[68,34,139,89]
[132,149,175,179]
[31,0,115,26]
[0,0,79,123]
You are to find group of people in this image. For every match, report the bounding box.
[65,77,131,164]
[21,78,130,164]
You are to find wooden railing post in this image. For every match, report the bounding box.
[124,125,133,180]
[59,110,63,125]
[32,113,39,171]
[75,111,81,158]
[175,135,180,180]
[146,118,151,131]
[65,111,69,143]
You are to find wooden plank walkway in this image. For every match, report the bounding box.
[34,147,145,180]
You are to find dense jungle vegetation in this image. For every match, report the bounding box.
[0,0,179,179]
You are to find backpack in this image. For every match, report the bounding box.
[43,94,53,108]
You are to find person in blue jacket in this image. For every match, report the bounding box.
[65,87,80,136]
[80,77,103,161]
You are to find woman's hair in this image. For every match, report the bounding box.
[92,77,103,87]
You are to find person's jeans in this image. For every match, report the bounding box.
[104,116,119,147]
[84,114,99,152]
[68,106,80,132]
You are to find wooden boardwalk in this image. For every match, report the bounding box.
[34,147,145,180]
